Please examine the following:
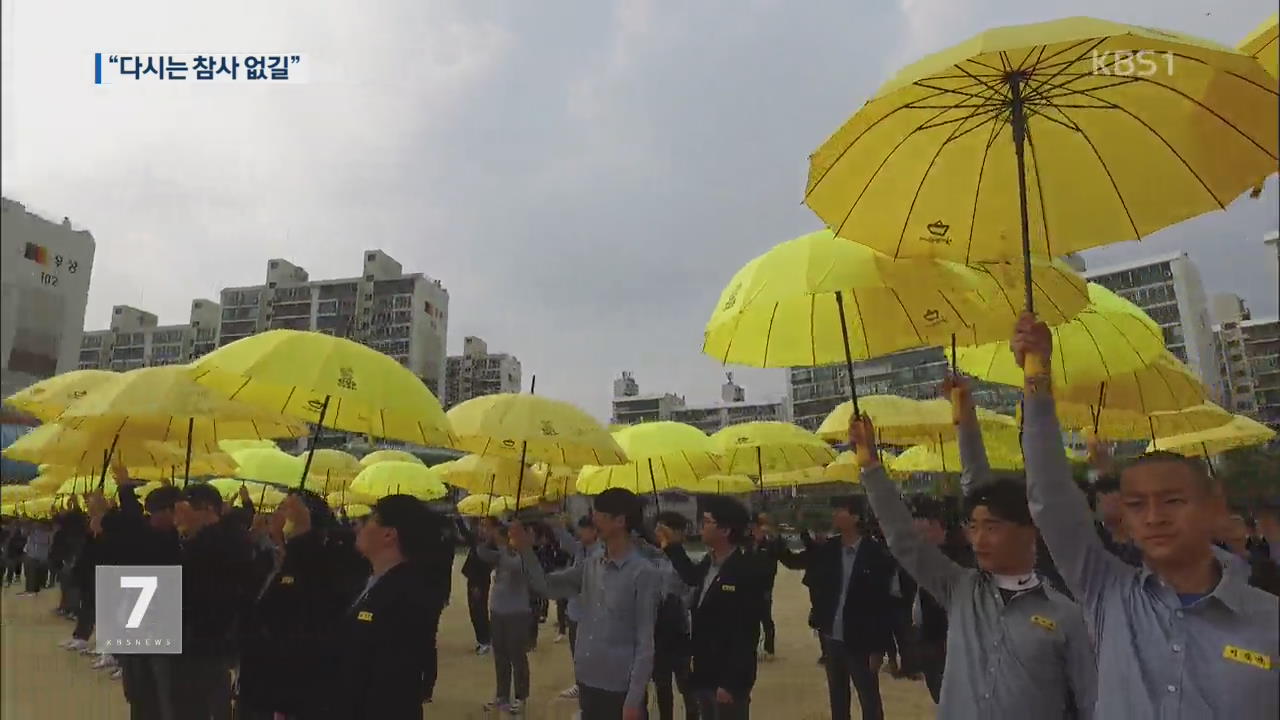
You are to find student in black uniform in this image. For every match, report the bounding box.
[334,494,444,720]
[458,517,494,655]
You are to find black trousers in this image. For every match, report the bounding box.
[423,601,443,701]
[168,654,233,720]
[467,577,491,646]
[555,598,570,635]
[653,651,697,720]
[919,642,946,703]
[820,636,884,720]
[887,603,915,672]
[759,589,776,654]
[23,559,47,593]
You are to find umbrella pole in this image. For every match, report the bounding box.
[97,434,120,492]
[1007,72,1034,315]
[514,441,530,517]
[1201,442,1215,477]
[833,291,861,417]
[648,458,661,515]
[298,395,332,491]
[940,434,946,474]
[182,417,195,486]
[1148,416,1157,445]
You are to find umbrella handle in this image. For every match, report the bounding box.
[298,395,332,491]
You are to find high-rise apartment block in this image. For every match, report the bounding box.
[445,336,522,408]
[1213,293,1280,430]
[79,299,221,371]
[610,372,787,432]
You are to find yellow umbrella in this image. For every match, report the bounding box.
[577,422,724,498]
[1148,414,1276,456]
[207,478,268,502]
[0,485,39,504]
[217,438,279,454]
[28,474,65,494]
[58,366,308,446]
[4,370,117,422]
[817,395,1017,446]
[350,461,449,502]
[1240,13,1278,79]
[457,493,540,517]
[437,455,534,496]
[530,463,577,500]
[230,448,304,487]
[675,475,758,495]
[57,475,118,497]
[129,452,240,482]
[806,17,1276,326]
[326,489,378,509]
[760,465,856,488]
[4,424,185,476]
[1055,350,1207,420]
[12,497,57,520]
[189,329,456,486]
[1057,402,1232,442]
[958,284,1165,389]
[711,422,836,493]
[345,504,374,518]
[448,392,626,504]
[891,437,1024,475]
[824,452,864,483]
[298,449,362,493]
[359,449,423,467]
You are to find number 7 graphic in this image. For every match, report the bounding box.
[120,576,158,629]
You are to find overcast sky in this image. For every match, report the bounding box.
[3,0,1277,420]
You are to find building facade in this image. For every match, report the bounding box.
[217,250,450,396]
[789,347,1021,433]
[78,300,222,372]
[609,372,788,432]
[1214,296,1280,430]
[1085,252,1223,403]
[444,336,522,408]
[1,198,96,398]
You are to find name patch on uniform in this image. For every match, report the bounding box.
[279,575,295,585]
[721,584,736,592]
[1030,615,1056,632]
[357,611,374,622]
[1223,645,1272,670]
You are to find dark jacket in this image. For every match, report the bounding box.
[745,535,783,590]
[331,561,435,720]
[778,534,896,654]
[664,544,766,701]
[239,531,354,717]
[180,516,255,657]
[458,521,492,585]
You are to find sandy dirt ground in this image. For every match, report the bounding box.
[1,566,935,719]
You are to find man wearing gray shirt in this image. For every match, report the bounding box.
[854,375,1096,719]
[476,522,537,715]
[1015,314,1280,719]
[516,488,659,720]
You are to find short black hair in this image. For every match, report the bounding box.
[291,489,336,532]
[964,478,1033,526]
[702,496,750,543]
[1121,451,1215,494]
[182,484,223,514]
[144,485,182,514]
[910,497,945,525]
[656,511,689,534]
[830,495,867,517]
[576,515,594,530]
[1094,475,1121,494]
[593,488,643,531]
[372,494,445,562]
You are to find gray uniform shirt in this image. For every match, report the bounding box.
[1023,393,1280,719]
[522,544,659,709]
[863,460,1096,719]
[476,544,535,616]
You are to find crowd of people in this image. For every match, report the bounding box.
[1,316,1279,719]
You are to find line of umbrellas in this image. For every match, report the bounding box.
[700,14,1277,466]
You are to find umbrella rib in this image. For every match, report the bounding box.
[891,96,1008,257]
[962,114,1009,264]
[1037,103,1144,240]
[1021,119,1054,257]
[848,289,872,358]
[888,286,927,345]
[762,305,778,367]
[1022,38,1111,100]
[810,294,817,368]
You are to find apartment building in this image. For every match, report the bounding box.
[609,371,788,432]
[1214,294,1280,429]
[444,336,522,408]
[78,299,221,371]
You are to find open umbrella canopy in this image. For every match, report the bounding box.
[760,465,857,488]
[28,473,65,494]
[350,461,449,502]
[0,485,40,504]
[189,330,455,447]
[957,284,1166,388]
[1148,414,1276,456]
[457,493,541,517]
[805,16,1277,264]
[671,475,757,495]
[3,424,186,474]
[326,489,379,508]
[129,452,240,482]
[56,366,308,445]
[824,451,867,483]
[1240,12,1278,78]
[229,448,304,487]
[57,475,118,497]
[205,478,281,504]
[436,455,535,497]
[711,422,836,476]
[359,449,423,467]
[578,422,724,496]
[817,395,1017,446]
[447,393,626,468]
[891,437,1024,475]
[297,448,362,492]
[217,439,279,454]
[1057,402,1232,442]
[6,497,57,520]
[1054,351,1207,417]
[4,370,118,422]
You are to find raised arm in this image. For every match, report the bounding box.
[1015,315,1130,613]
[509,522,584,599]
[852,417,967,607]
[948,375,994,495]
[661,541,709,588]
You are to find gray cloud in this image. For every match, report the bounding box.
[3,0,1276,420]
